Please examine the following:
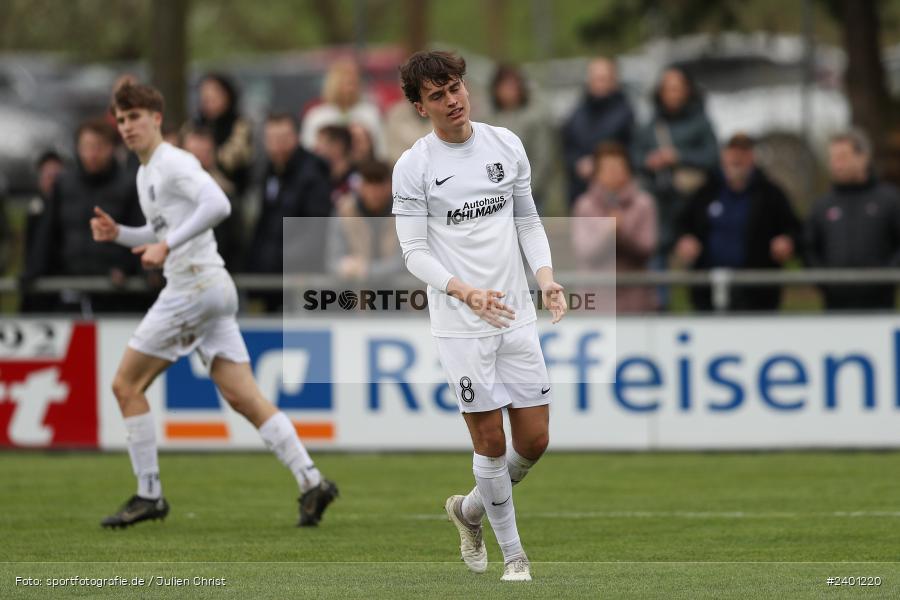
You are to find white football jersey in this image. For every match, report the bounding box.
[392,122,542,338]
[136,142,225,280]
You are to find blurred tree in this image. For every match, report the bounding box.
[577,0,741,44]
[0,0,146,60]
[404,0,429,54]
[150,0,188,129]
[822,0,900,182]
[578,0,900,184]
[485,0,509,60]
[311,0,352,44]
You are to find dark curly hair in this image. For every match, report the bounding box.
[399,51,466,104]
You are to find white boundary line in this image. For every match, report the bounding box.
[397,510,900,520]
[2,561,900,564]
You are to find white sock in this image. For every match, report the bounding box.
[259,412,322,493]
[461,487,484,525]
[462,446,537,525]
[124,412,161,500]
[472,453,525,563]
[506,446,538,484]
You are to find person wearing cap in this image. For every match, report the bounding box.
[674,133,801,311]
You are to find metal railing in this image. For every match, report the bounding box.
[4,268,900,312]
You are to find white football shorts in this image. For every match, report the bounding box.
[435,322,551,413]
[128,266,250,366]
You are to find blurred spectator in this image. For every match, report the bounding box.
[247,114,332,312]
[182,126,236,197]
[24,118,142,314]
[300,59,386,159]
[185,73,254,196]
[384,101,431,164]
[486,64,553,211]
[182,125,242,270]
[562,58,634,207]
[572,142,657,313]
[633,66,719,264]
[161,123,180,146]
[21,151,64,312]
[805,129,900,310]
[327,160,402,282]
[674,134,801,311]
[25,151,64,268]
[349,123,376,167]
[315,124,357,203]
[0,177,9,275]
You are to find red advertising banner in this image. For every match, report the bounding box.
[0,321,98,448]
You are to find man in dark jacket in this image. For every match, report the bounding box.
[21,151,64,312]
[25,119,143,314]
[561,57,634,207]
[25,151,64,267]
[0,176,9,277]
[314,124,356,205]
[675,134,800,311]
[248,113,333,311]
[805,129,900,310]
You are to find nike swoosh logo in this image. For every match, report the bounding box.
[435,175,455,186]
[121,508,145,520]
[491,495,511,506]
[541,387,551,395]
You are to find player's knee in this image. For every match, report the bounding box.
[472,425,506,456]
[220,388,258,420]
[111,375,139,406]
[218,386,244,412]
[525,432,549,459]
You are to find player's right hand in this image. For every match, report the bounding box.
[90,206,119,242]
[464,288,515,329]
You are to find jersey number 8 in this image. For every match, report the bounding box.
[459,376,475,403]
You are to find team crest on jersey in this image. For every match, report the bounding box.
[151,214,168,233]
[486,162,504,183]
[149,185,156,202]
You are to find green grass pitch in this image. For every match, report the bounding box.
[1,451,899,599]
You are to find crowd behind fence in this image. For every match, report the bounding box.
[3,53,900,317]
[5,268,900,316]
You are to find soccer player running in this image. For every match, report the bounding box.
[91,81,338,528]
[393,52,567,582]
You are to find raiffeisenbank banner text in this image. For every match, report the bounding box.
[2,316,897,450]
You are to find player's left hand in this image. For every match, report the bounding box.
[90,206,119,242]
[133,241,169,269]
[541,281,567,324]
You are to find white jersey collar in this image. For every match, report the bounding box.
[433,121,478,153]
